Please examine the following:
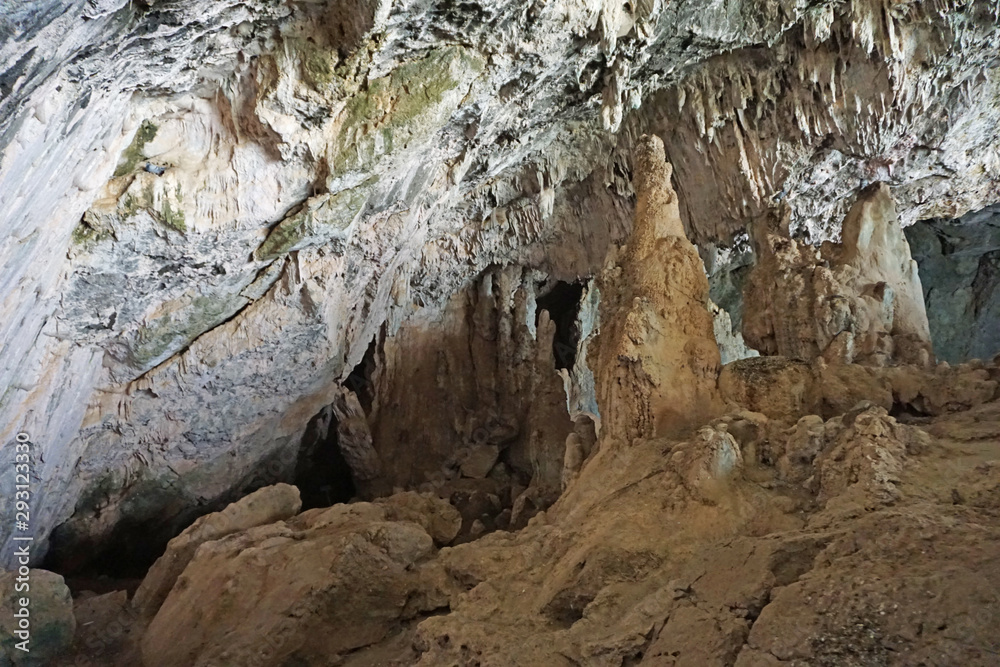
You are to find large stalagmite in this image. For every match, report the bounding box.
[743,184,933,366]
[592,135,721,444]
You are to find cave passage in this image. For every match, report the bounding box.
[43,488,226,590]
[536,280,585,370]
[294,406,358,511]
[346,334,379,413]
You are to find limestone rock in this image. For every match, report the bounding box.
[0,569,75,666]
[719,356,898,423]
[711,301,760,365]
[331,387,382,484]
[141,502,439,667]
[6,0,1000,573]
[132,483,302,618]
[815,406,910,508]
[373,491,462,545]
[457,444,500,480]
[906,206,1000,363]
[887,362,999,415]
[524,309,575,499]
[776,414,827,484]
[836,184,932,364]
[592,135,722,445]
[719,357,815,423]
[743,185,933,366]
[561,416,598,491]
[673,424,745,501]
[406,371,1000,667]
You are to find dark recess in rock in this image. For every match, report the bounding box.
[294,405,358,511]
[346,334,379,413]
[535,280,585,370]
[43,486,221,588]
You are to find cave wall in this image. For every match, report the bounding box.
[906,204,1000,363]
[3,0,1000,566]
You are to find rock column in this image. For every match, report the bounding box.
[592,135,722,445]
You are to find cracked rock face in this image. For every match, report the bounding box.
[2,0,1000,581]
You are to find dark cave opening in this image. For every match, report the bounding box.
[293,406,358,511]
[44,404,362,588]
[43,489,224,592]
[346,334,379,413]
[536,280,585,371]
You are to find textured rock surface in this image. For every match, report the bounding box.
[744,184,932,366]
[4,0,1000,568]
[141,499,442,667]
[592,135,722,444]
[77,366,1000,667]
[131,483,301,619]
[907,204,1000,363]
[9,35,1000,656]
[0,569,75,665]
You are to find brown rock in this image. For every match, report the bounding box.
[374,491,462,545]
[592,134,722,444]
[132,483,302,619]
[743,185,933,366]
[458,444,500,479]
[141,502,439,667]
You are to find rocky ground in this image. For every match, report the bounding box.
[19,357,997,666]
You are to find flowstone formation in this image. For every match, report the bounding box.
[743,184,933,367]
[592,135,722,445]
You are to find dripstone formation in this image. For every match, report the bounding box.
[592,135,722,444]
[2,0,1000,664]
[744,184,934,367]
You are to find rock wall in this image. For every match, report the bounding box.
[906,204,1000,363]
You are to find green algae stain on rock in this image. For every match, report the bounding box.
[331,46,485,176]
[254,176,378,261]
[121,178,155,217]
[293,37,337,88]
[160,183,187,234]
[114,120,159,178]
[129,292,248,370]
[70,220,109,246]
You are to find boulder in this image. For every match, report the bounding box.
[141,501,441,667]
[0,569,75,666]
[132,483,301,618]
[374,491,462,545]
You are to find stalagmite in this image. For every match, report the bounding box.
[743,184,933,366]
[592,134,722,445]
